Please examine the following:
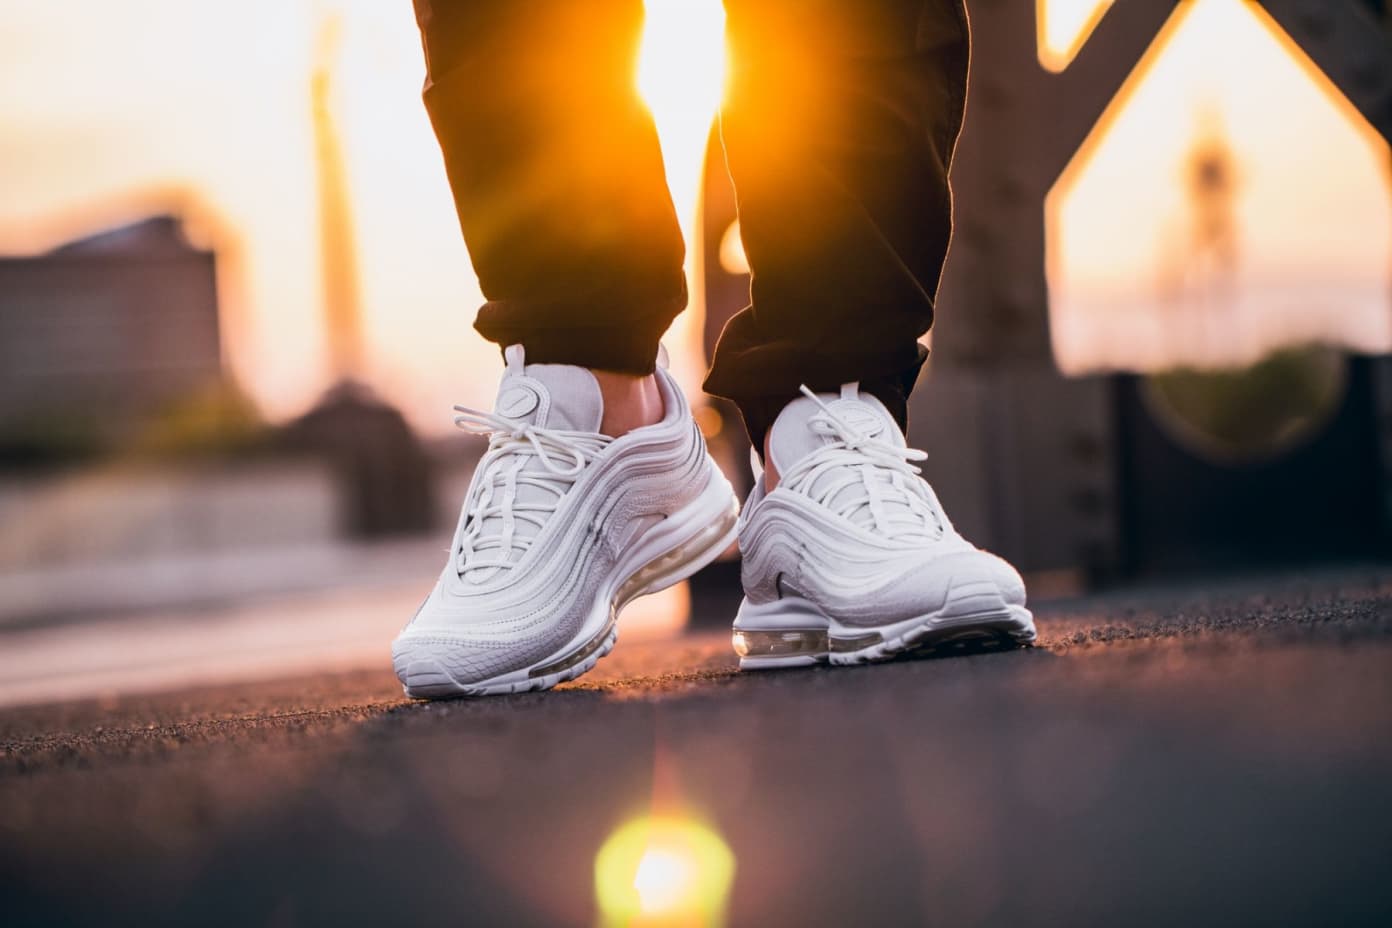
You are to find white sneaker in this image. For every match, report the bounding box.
[733,384,1034,669]
[393,345,739,698]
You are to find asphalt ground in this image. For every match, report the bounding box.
[2,566,1391,926]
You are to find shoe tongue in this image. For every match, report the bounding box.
[463,360,604,583]
[767,385,903,478]
[492,362,604,433]
[767,385,935,540]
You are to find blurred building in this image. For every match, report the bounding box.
[0,216,221,462]
[282,380,438,538]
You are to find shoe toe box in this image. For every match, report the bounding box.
[391,631,536,696]
[934,551,1026,619]
[392,593,569,695]
[974,548,1027,607]
[822,547,1026,625]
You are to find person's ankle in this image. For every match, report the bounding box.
[593,370,664,437]
[763,432,781,491]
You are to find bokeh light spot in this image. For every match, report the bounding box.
[595,815,735,927]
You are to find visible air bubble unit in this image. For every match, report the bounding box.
[613,502,738,610]
[530,614,617,677]
[531,501,738,679]
[830,631,885,652]
[732,627,888,659]
[732,629,829,658]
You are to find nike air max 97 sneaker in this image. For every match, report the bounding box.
[393,346,738,697]
[733,384,1034,669]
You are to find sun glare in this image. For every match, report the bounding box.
[637,0,728,125]
[1038,0,1115,72]
[595,815,736,926]
[636,0,729,396]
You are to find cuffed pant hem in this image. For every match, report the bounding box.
[474,292,685,376]
[703,341,928,451]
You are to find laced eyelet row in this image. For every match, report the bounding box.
[780,386,944,541]
[450,405,611,577]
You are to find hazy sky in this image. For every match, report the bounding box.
[0,0,730,432]
[1,0,1387,432]
[1048,0,1392,373]
[0,0,459,426]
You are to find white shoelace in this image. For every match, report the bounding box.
[451,404,610,578]
[779,386,944,542]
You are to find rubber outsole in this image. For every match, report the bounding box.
[393,625,621,699]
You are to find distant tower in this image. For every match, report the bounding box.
[289,12,436,537]
[1184,108,1241,302]
[312,13,365,380]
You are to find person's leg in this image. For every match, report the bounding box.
[413,0,686,378]
[397,2,740,699]
[716,1,1034,671]
[703,0,969,450]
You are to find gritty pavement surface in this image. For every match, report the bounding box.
[2,566,1391,926]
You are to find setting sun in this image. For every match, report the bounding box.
[638,0,728,124]
[636,0,730,397]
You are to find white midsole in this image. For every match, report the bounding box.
[736,593,1022,638]
[733,592,1034,662]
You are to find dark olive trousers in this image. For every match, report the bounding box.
[411,0,969,444]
